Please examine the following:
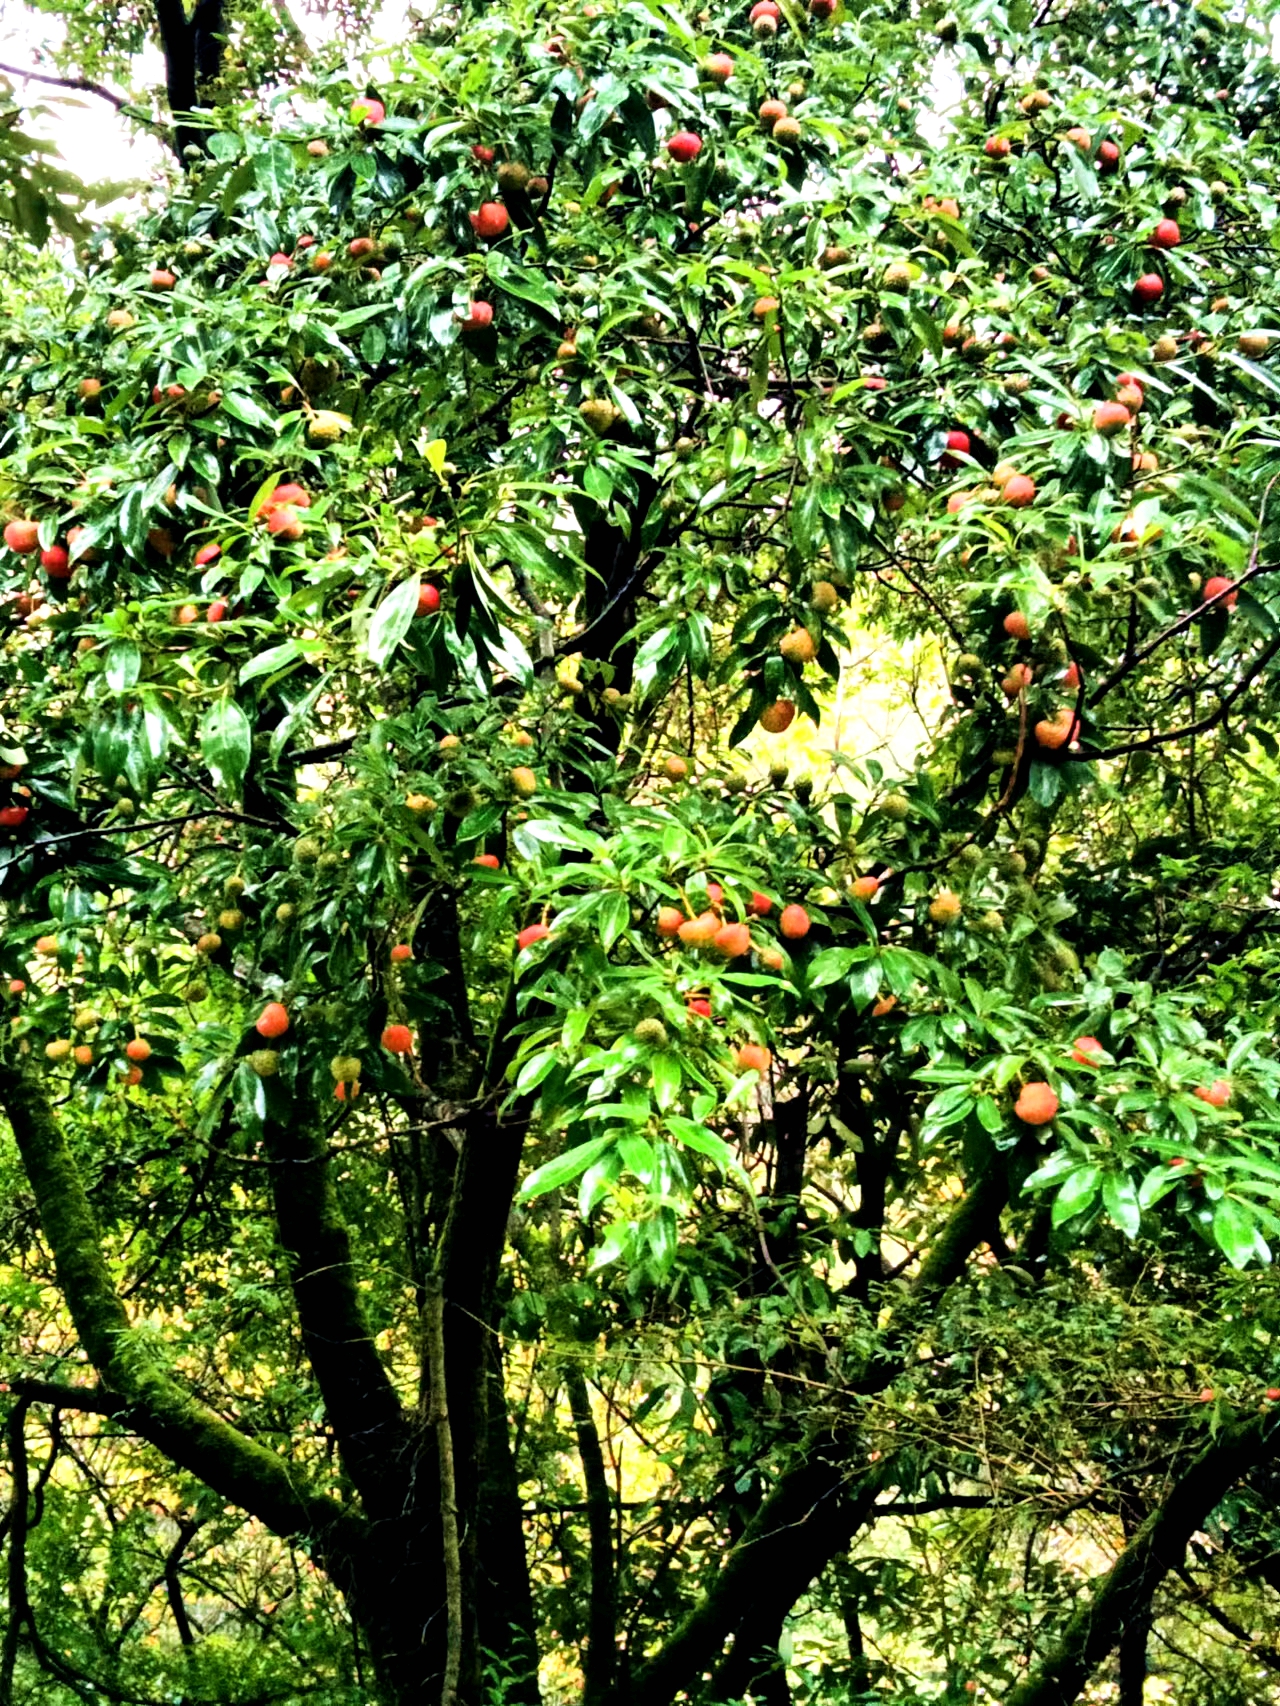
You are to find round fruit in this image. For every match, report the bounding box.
[475,853,501,870]
[1194,1078,1231,1107]
[759,100,787,128]
[779,627,815,665]
[749,891,773,916]
[73,1045,93,1066]
[1098,139,1120,170]
[983,136,1011,159]
[1093,401,1131,436]
[634,1017,669,1047]
[256,1001,289,1038]
[851,875,880,900]
[330,1055,363,1082]
[417,584,441,616]
[687,996,712,1018]
[772,117,801,143]
[657,906,683,936]
[516,923,552,951]
[125,1037,152,1062]
[458,300,494,333]
[663,756,689,782]
[1014,1081,1059,1124]
[1133,273,1164,306]
[735,1042,772,1073]
[759,699,796,734]
[810,580,839,613]
[1003,611,1031,641]
[472,202,509,239]
[1034,708,1077,750]
[351,96,385,125]
[1203,575,1238,612]
[218,909,244,932]
[4,519,39,554]
[678,911,719,946]
[713,922,751,957]
[1150,218,1181,249]
[249,1049,280,1077]
[752,295,780,320]
[779,904,810,940]
[881,792,910,820]
[196,932,222,954]
[1001,474,1036,507]
[35,934,58,955]
[701,52,734,83]
[579,398,619,435]
[151,269,177,290]
[390,943,413,962]
[510,765,538,797]
[382,1023,414,1053]
[1072,1036,1105,1065]
[928,889,962,925]
[1238,331,1270,359]
[667,131,703,163]
[0,806,29,828]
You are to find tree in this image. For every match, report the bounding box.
[3,0,1280,1702]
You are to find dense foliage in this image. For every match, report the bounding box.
[4,0,1280,1702]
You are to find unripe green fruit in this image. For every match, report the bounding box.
[956,844,984,867]
[72,1006,100,1030]
[952,653,982,677]
[218,908,245,931]
[793,776,814,803]
[1000,851,1027,876]
[185,981,208,1002]
[330,1053,362,1082]
[723,773,749,794]
[977,910,1005,933]
[276,903,296,924]
[633,1018,669,1047]
[881,792,910,820]
[249,1049,280,1077]
[769,761,789,787]
[317,851,343,871]
[293,836,321,864]
[224,874,246,900]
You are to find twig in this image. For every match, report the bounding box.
[0,60,133,115]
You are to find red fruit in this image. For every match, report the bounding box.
[778,904,810,940]
[268,251,293,269]
[1203,575,1238,612]
[256,1001,289,1039]
[735,1042,772,1072]
[678,911,720,947]
[0,806,29,828]
[1093,401,1131,436]
[312,251,334,272]
[944,429,971,454]
[864,375,887,391]
[335,1079,361,1101]
[1001,474,1036,507]
[1194,1078,1231,1107]
[417,584,441,616]
[1133,273,1164,305]
[705,882,724,909]
[475,854,501,870]
[1071,1036,1104,1066]
[194,542,222,567]
[348,236,377,259]
[390,943,413,962]
[1003,611,1031,641]
[1198,1387,1215,1403]
[295,235,316,250]
[1150,219,1181,249]
[687,996,712,1018]
[1014,1081,1058,1124]
[851,875,880,900]
[1034,707,1077,750]
[175,604,201,626]
[1266,1389,1280,1402]
[657,906,683,936]
[472,202,509,240]
[265,483,310,514]
[124,1066,144,1086]
[206,601,229,623]
[458,300,494,333]
[472,144,496,164]
[702,53,734,82]
[517,922,552,951]
[266,507,305,541]
[352,96,385,126]
[125,1037,152,1062]
[667,131,703,163]
[1062,660,1081,690]
[150,269,177,290]
[713,922,751,958]
[4,520,39,554]
[1097,139,1120,170]
[809,0,836,15]
[983,136,1012,159]
[382,1023,414,1053]
[749,0,780,16]
[7,979,25,995]
[748,891,773,916]
[40,545,71,578]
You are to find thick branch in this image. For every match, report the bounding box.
[425,1276,463,1706]
[1005,1410,1279,1706]
[0,1049,368,1563]
[566,1366,616,1705]
[0,1401,31,1706]
[266,1098,411,1513]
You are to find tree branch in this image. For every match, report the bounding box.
[425,1275,463,1706]
[566,1366,616,1704]
[0,1400,31,1706]
[1005,1409,1280,1706]
[0,1049,369,1564]
[0,62,134,115]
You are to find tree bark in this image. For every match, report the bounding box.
[1005,1410,1280,1706]
[567,1365,617,1705]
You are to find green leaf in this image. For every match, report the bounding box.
[1052,1164,1100,1225]
[1102,1170,1141,1239]
[199,698,252,795]
[104,639,141,694]
[805,947,858,988]
[520,1134,615,1198]
[367,576,420,667]
[1213,1196,1266,1268]
[486,250,559,314]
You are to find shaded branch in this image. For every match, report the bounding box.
[566,1366,616,1705]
